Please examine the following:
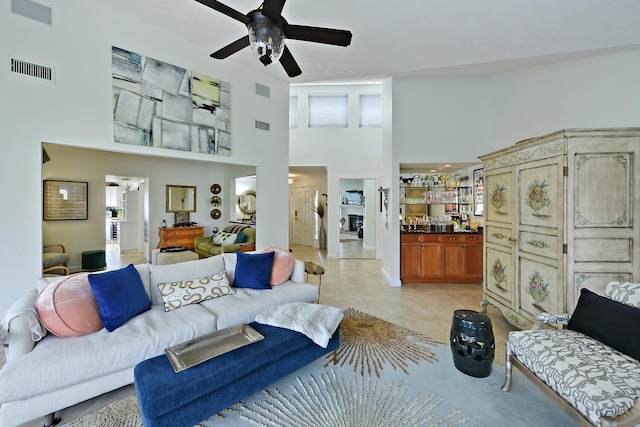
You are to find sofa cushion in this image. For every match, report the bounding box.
[212,232,237,245]
[156,271,235,312]
[568,288,640,360]
[509,329,640,425]
[234,251,274,289]
[35,273,103,337]
[149,256,226,305]
[262,247,295,286]
[88,264,151,332]
[606,281,640,309]
[199,281,320,330]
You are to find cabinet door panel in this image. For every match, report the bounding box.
[518,257,561,316]
[421,242,443,279]
[485,245,514,305]
[443,242,462,278]
[400,242,422,280]
[569,271,633,312]
[462,240,483,281]
[485,167,514,224]
[518,158,563,228]
[485,225,514,247]
[574,238,632,262]
[519,231,559,260]
[574,152,632,228]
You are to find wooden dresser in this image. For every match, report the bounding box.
[157,226,204,251]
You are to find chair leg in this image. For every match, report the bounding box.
[43,413,61,427]
[501,341,513,392]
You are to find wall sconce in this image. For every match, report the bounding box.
[378,187,390,229]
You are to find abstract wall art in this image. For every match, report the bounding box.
[112,46,231,156]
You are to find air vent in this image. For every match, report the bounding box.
[11,58,53,81]
[255,120,270,132]
[255,83,270,98]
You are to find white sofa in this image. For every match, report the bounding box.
[502,281,640,427]
[0,252,319,427]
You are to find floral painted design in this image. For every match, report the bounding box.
[491,184,506,211]
[526,180,550,214]
[526,239,550,249]
[491,259,506,286]
[528,271,550,305]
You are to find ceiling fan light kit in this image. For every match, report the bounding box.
[196,0,352,77]
[247,11,285,66]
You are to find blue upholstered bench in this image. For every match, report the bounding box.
[134,322,340,427]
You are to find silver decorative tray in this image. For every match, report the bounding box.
[165,323,264,373]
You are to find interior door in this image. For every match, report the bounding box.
[291,186,315,246]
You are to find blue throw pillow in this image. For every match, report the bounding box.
[234,250,274,289]
[235,231,248,244]
[88,264,151,332]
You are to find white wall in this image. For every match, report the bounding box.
[0,1,290,315]
[486,49,640,150]
[42,144,255,270]
[381,49,640,287]
[289,84,384,258]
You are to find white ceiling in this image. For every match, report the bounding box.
[91,0,640,84]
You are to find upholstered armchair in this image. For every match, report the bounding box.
[43,244,70,276]
[194,226,256,258]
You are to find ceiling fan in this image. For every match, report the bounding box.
[195,0,352,77]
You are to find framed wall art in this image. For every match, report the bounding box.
[43,180,88,220]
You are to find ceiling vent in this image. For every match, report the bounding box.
[11,58,53,81]
[255,120,270,132]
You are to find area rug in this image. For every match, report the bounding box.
[64,308,578,427]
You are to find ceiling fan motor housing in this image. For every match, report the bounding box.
[247,11,285,65]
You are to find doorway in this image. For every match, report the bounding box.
[290,185,319,247]
[339,179,376,259]
[105,175,149,264]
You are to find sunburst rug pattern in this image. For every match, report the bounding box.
[64,308,577,427]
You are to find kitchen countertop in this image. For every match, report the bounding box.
[400,229,482,234]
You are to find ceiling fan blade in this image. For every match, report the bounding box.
[210,35,250,59]
[279,46,302,77]
[194,0,250,25]
[284,24,352,46]
[261,0,286,22]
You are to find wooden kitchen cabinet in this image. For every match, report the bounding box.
[401,233,483,284]
[158,226,204,251]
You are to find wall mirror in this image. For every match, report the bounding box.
[166,185,196,212]
[238,190,256,218]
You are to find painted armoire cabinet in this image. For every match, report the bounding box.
[479,128,640,328]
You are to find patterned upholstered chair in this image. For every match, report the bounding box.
[43,244,70,276]
[502,282,640,426]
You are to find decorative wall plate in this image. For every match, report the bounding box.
[210,195,222,207]
[210,209,221,219]
[210,184,221,194]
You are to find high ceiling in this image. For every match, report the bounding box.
[91,0,640,84]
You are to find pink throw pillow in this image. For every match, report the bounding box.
[261,247,295,285]
[36,273,103,337]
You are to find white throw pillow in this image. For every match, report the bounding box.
[212,232,237,245]
[157,271,235,312]
[149,256,226,305]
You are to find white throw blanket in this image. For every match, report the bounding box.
[256,302,343,348]
[1,289,46,345]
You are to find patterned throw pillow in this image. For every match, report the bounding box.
[606,282,640,309]
[212,232,237,246]
[157,271,235,312]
